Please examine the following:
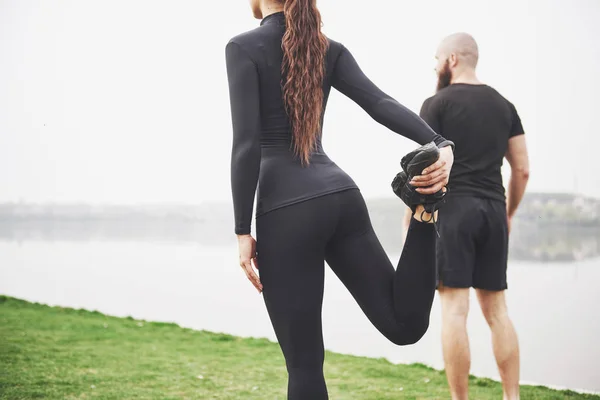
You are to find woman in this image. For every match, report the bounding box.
[225,0,454,398]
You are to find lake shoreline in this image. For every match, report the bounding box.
[2,192,599,263]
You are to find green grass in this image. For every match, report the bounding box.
[0,296,596,400]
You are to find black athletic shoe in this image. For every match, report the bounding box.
[391,170,410,205]
[391,141,446,214]
[400,141,440,178]
[391,170,445,214]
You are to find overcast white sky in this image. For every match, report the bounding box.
[0,0,598,205]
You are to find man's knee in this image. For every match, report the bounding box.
[477,289,509,325]
[439,285,470,321]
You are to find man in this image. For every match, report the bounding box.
[403,33,530,400]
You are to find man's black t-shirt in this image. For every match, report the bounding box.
[420,84,524,202]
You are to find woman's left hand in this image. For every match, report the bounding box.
[409,146,454,194]
[237,234,262,294]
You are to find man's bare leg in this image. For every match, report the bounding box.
[439,284,471,400]
[476,289,520,400]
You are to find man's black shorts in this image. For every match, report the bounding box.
[436,196,509,291]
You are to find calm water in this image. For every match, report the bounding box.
[1,237,599,393]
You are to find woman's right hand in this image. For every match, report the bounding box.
[410,146,454,194]
[237,234,263,294]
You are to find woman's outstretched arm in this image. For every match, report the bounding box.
[331,44,445,146]
[331,44,453,194]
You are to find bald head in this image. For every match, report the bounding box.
[438,32,479,69]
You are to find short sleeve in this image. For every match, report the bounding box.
[419,96,443,135]
[509,102,524,138]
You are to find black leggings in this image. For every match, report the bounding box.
[256,189,437,399]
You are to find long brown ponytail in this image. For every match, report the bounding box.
[281,0,328,165]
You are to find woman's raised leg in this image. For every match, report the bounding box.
[325,189,437,344]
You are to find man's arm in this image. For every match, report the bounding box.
[402,206,412,242]
[505,135,530,221]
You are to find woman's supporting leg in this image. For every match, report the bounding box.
[325,189,437,344]
[256,195,339,400]
[256,189,437,398]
